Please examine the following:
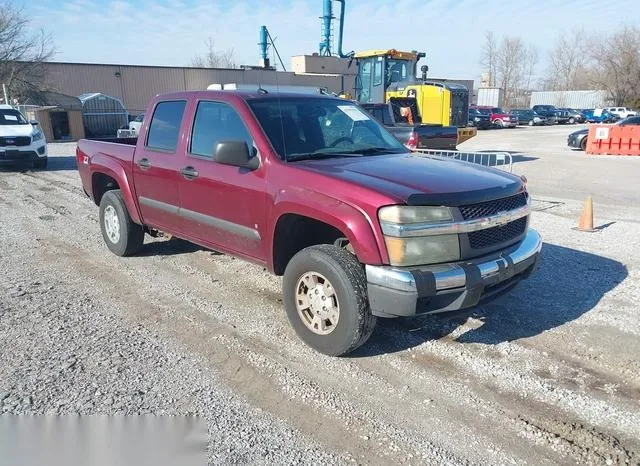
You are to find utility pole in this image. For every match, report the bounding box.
[2,83,8,106]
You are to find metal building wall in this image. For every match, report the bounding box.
[42,62,355,114]
[529,90,611,109]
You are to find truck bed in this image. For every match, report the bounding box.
[76,138,137,202]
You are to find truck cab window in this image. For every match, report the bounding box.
[146,101,186,152]
[190,101,253,158]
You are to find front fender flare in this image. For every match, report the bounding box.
[269,187,385,270]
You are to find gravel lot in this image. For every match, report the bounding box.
[1,133,639,465]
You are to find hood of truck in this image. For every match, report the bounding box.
[0,124,34,137]
[294,153,524,206]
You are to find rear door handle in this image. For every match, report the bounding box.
[137,158,151,169]
[180,166,199,179]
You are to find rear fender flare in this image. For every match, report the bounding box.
[90,153,142,225]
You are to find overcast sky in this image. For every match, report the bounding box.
[27,0,640,83]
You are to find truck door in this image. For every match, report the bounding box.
[132,100,187,233]
[177,100,267,261]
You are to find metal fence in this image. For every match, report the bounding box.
[412,149,513,172]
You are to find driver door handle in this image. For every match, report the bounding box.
[180,166,199,179]
[137,158,151,170]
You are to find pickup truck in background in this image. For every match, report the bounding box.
[76,90,542,356]
[361,100,458,151]
[470,106,517,128]
[531,105,569,124]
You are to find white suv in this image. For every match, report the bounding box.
[0,105,47,169]
[605,107,637,119]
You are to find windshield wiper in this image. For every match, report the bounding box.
[286,151,364,162]
[338,147,405,155]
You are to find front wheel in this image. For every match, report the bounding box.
[494,119,505,128]
[569,117,576,124]
[283,245,377,356]
[99,189,145,256]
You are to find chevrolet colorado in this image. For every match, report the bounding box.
[76,91,542,356]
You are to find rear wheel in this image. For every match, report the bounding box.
[283,244,376,356]
[99,189,145,256]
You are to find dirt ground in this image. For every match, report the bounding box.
[1,132,638,465]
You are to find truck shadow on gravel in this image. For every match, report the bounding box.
[355,243,628,356]
[138,238,219,257]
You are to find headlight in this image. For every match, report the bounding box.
[474,117,480,122]
[379,206,459,266]
[32,130,44,141]
[384,235,460,266]
[379,205,453,225]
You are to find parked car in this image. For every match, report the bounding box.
[470,105,517,128]
[558,108,585,124]
[582,108,617,123]
[508,109,548,126]
[531,105,570,124]
[361,101,458,150]
[0,104,48,169]
[76,90,542,356]
[128,113,144,135]
[604,107,637,119]
[567,115,640,150]
[468,108,492,129]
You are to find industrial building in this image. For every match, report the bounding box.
[38,61,357,115]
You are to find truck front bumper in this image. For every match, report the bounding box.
[365,229,542,317]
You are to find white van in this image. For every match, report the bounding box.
[0,105,48,169]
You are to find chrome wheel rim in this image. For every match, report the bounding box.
[104,205,120,244]
[295,272,339,335]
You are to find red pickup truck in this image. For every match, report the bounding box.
[77,91,542,356]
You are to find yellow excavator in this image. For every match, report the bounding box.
[352,49,476,144]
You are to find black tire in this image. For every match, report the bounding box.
[283,244,377,356]
[580,137,587,151]
[33,157,48,170]
[99,189,144,256]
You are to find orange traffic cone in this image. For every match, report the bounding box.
[574,196,598,232]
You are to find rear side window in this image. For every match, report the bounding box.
[146,100,186,152]
[190,101,253,158]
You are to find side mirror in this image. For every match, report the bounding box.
[213,140,259,170]
[30,120,39,126]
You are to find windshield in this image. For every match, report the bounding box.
[248,97,406,161]
[475,108,491,115]
[386,59,412,84]
[0,109,28,125]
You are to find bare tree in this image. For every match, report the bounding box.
[495,37,530,109]
[191,37,237,69]
[0,2,55,104]
[589,26,640,106]
[545,29,591,91]
[480,32,498,87]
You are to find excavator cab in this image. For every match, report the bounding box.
[354,49,477,144]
